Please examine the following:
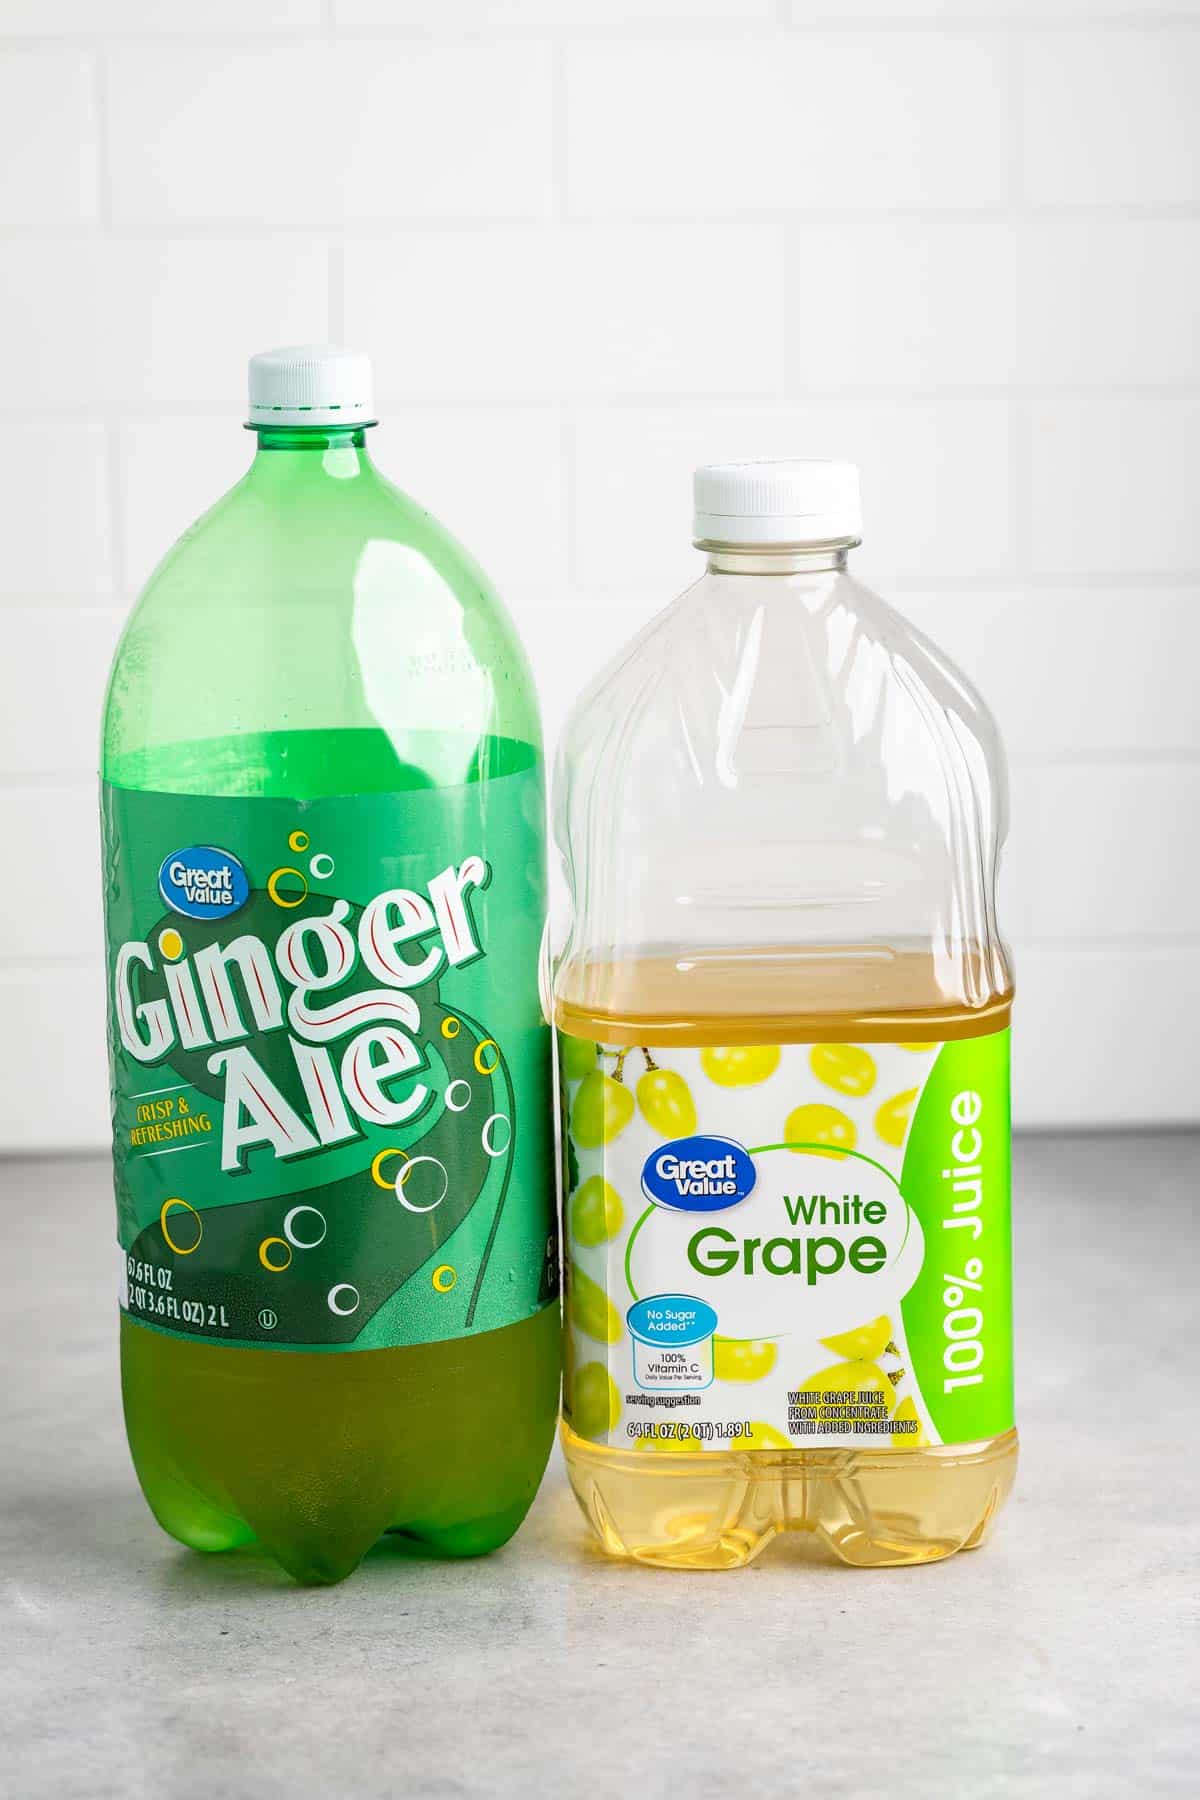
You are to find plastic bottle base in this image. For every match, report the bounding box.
[139,1471,537,1585]
[119,1306,560,1586]
[561,1424,1018,1571]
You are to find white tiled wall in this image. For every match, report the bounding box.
[0,2,1196,1148]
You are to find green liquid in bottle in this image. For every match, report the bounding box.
[102,353,558,1585]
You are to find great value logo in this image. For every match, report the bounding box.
[641,1134,756,1213]
[158,846,250,921]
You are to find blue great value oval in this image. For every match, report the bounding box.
[641,1133,756,1213]
[626,1294,719,1348]
[158,845,250,922]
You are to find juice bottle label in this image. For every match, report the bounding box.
[561,1032,1012,1450]
[102,771,557,1350]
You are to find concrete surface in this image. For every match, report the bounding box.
[2,1136,1197,1800]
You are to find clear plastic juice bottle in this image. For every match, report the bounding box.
[101,347,559,1584]
[554,461,1016,1569]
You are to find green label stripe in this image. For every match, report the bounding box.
[900,1030,1014,1443]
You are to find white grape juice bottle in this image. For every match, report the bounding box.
[554,462,1016,1569]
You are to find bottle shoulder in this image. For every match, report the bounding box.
[561,568,1002,786]
[553,566,1011,1018]
[104,453,541,793]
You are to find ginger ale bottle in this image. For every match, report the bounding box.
[102,346,558,1584]
[555,461,1016,1569]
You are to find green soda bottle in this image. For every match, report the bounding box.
[101,346,559,1585]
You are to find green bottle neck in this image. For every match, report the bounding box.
[244,422,379,490]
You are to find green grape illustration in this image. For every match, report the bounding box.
[784,1101,856,1158]
[875,1087,918,1148]
[891,1395,929,1448]
[570,1175,624,1248]
[727,1422,791,1450]
[699,1045,781,1088]
[560,1035,598,1081]
[571,1069,635,1147]
[810,1042,877,1097]
[713,1337,778,1382]
[573,1362,621,1441]
[568,1262,622,1344]
[636,1051,696,1137]
[796,1360,897,1425]
[820,1315,895,1362]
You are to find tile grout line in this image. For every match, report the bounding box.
[1007,23,1026,211]
[2,18,1198,49]
[88,46,112,231]
[89,48,128,600]
[549,39,568,225]
[9,206,1200,239]
[5,748,1200,792]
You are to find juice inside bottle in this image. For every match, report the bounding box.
[553,462,1017,1570]
[101,348,558,1584]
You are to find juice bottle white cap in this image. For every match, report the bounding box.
[693,459,862,547]
[247,345,375,428]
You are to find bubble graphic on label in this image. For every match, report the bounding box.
[482,1113,511,1157]
[283,1204,327,1249]
[395,1155,448,1213]
[445,1079,472,1112]
[432,1264,457,1293]
[473,1038,501,1076]
[258,1236,292,1273]
[371,1147,408,1191]
[160,1196,202,1255]
[158,927,184,961]
[288,830,310,853]
[327,1284,360,1316]
[441,1016,461,1039]
[267,866,307,909]
[309,852,335,880]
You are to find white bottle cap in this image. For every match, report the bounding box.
[693,460,862,547]
[247,344,376,428]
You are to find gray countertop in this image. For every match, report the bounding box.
[2,1135,1197,1800]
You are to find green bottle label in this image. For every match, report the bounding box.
[102,771,557,1351]
[560,1032,1012,1449]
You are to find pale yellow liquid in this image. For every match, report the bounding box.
[557,949,1018,1571]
